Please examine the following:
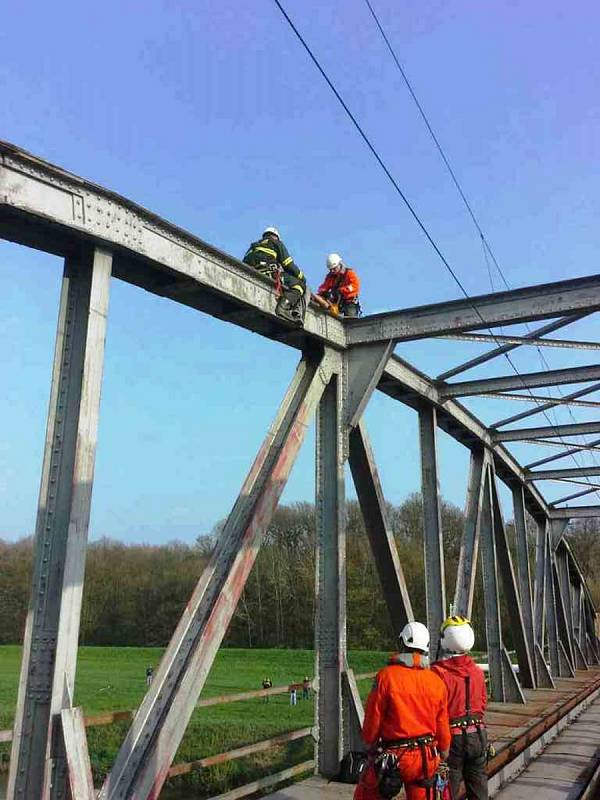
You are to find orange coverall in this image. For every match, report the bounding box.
[317,268,361,302]
[356,654,451,800]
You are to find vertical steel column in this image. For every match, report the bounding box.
[533,520,547,646]
[454,449,487,617]
[564,554,584,667]
[348,421,413,632]
[479,465,524,702]
[418,406,446,658]
[315,367,346,776]
[545,529,573,677]
[512,487,536,663]
[552,558,576,676]
[556,546,575,661]
[8,249,112,800]
[531,518,555,687]
[576,584,585,648]
[489,473,535,689]
[565,576,589,669]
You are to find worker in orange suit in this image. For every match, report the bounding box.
[314,253,361,316]
[355,621,451,800]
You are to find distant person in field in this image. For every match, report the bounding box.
[290,685,298,706]
[145,666,154,687]
[302,676,311,700]
[262,677,272,703]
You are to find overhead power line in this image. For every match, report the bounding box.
[272,0,600,503]
[361,0,600,502]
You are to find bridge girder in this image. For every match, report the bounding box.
[2,140,599,799]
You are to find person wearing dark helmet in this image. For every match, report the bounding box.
[355,621,451,800]
[432,616,488,799]
[243,226,307,325]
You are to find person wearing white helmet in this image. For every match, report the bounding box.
[314,253,361,317]
[243,227,307,325]
[355,621,450,800]
[432,616,489,799]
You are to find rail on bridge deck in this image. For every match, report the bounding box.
[2,141,600,799]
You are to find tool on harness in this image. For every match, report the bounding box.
[450,676,486,755]
[373,751,403,799]
[336,751,368,784]
[434,762,451,800]
[382,735,437,800]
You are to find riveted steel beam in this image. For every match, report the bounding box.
[550,519,569,550]
[418,406,446,658]
[550,486,599,506]
[526,437,600,469]
[344,341,395,429]
[440,328,599,353]
[441,364,600,399]
[552,558,576,676]
[479,464,525,702]
[492,382,600,428]
[454,448,488,618]
[527,466,600,481]
[490,469,535,689]
[348,421,413,631]
[476,392,600,409]
[512,485,536,680]
[0,141,345,352]
[545,528,573,677]
[532,520,555,687]
[8,248,112,800]
[494,421,600,442]
[99,352,333,800]
[550,505,600,518]
[380,355,550,522]
[533,521,547,646]
[437,315,586,381]
[346,275,600,344]
[315,364,346,776]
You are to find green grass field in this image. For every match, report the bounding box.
[0,646,387,796]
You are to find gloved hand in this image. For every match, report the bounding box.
[486,744,496,762]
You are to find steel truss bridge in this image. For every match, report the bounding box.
[2,139,600,799]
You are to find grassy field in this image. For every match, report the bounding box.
[0,645,387,796]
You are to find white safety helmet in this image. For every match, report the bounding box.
[263,226,280,239]
[399,621,430,653]
[327,253,343,270]
[440,615,475,654]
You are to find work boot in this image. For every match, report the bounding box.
[275,296,304,327]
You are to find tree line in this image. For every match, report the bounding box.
[1,495,598,650]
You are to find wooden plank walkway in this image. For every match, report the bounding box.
[494,694,600,798]
[265,667,600,800]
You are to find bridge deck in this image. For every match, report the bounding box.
[265,668,600,800]
[495,693,600,798]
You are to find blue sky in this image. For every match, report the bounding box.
[2,0,600,542]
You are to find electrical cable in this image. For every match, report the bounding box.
[272,0,599,503]
[361,0,600,503]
